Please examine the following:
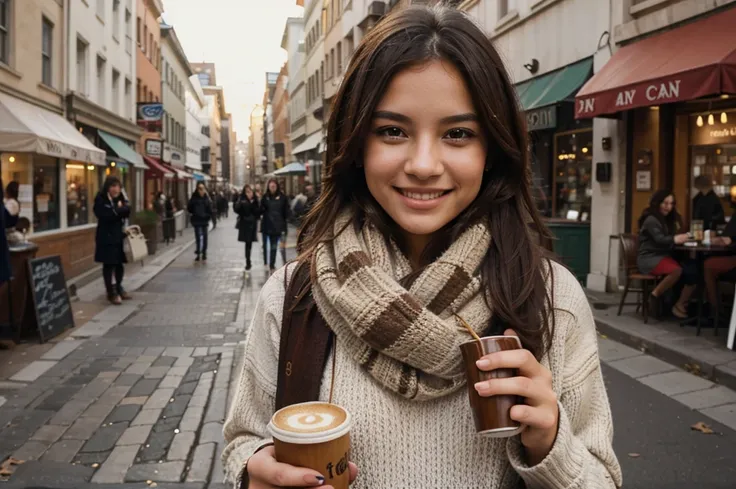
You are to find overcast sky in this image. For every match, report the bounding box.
[162,0,304,141]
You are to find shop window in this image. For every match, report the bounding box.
[1,153,33,225]
[32,155,60,233]
[66,163,99,226]
[554,130,592,221]
[76,37,88,95]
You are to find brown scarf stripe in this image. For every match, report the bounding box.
[337,250,370,282]
[397,363,414,397]
[363,349,380,371]
[361,292,423,349]
[426,265,472,314]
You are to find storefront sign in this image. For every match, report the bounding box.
[576,69,723,119]
[145,139,163,157]
[526,107,556,131]
[171,151,182,162]
[137,103,164,131]
[691,113,736,146]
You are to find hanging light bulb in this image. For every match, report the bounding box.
[697,115,704,127]
[708,113,715,125]
[722,112,728,124]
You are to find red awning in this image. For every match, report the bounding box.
[143,156,174,179]
[160,162,193,180]
[575,8,736,119]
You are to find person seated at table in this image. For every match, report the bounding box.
[637,190,696,319]
[692,175,725,231]
[704,215,736,318]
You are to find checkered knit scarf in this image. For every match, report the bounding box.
[310,210,493,401]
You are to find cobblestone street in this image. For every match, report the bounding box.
[0,214,295,489]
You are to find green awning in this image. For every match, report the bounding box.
[98,130,145,169]
[515,58,593,111]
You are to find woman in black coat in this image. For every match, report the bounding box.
[234,185,259,271]
[259,178,289,272]
[94,176,131,305]
[188,182,213,261]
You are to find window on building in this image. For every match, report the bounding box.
[66,162,99,227]
[320,62,324,95]
[346,35,354,58]
[148,33,153,60]
[136,17,141,46]
[111,69,120,114]
[41,17,52,86]
[76,37,88,95]
[337,42,342,73]
[124,77,132,120]
[33,155,60,232]
[112,0,120,40]
[136,78,141,102]
[197,72,210,86]
[554,130,593,221]
[165,114,170,142]
[96,55,106,107]
[498,0,516,18]
[143,24,147,53]
[0,0,9,65]
[96,0,104,21]
[331,48,335,78]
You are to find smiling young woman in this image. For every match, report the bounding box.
[223,5,622,489]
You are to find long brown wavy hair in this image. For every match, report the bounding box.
[297,5,554,359]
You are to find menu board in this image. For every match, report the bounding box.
[27,256,75,342]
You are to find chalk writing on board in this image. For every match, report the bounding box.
[28,256,74,342]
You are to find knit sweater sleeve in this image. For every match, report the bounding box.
[222,268,289,487]
[506,264,623,488]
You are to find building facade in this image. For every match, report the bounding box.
[136,0,166,208]
[221,114,234,183]
[272,63,291,169]
[185,74,207,178]
[0,0,109,278]
[248,105,265,184]
[283,16,306,167]
[293,0,326,186]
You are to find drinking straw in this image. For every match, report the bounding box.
[455,313,482,341]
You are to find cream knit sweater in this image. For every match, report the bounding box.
[223,262,622,488]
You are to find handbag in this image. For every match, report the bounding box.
[123,225,148,262]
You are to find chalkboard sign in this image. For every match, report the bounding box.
[27,255,75,342]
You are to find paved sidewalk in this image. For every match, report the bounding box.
[588,290,736,391]
[0,216,261,489]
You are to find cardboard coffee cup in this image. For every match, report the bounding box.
[269,401,352,489]
[459,335,524,437]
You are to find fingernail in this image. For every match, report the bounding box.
[476,359,490,369]
[314,475,325,485]
[474,382,486,392]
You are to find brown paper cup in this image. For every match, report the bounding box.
[459,335,524,437]
[269,402,352,489]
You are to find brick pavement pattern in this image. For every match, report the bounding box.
[0,215,295,488]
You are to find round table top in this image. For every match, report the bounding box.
[674,243,732,252]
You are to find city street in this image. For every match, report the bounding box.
[1,214,735,488]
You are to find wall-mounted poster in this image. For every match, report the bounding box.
[636,170,652,191]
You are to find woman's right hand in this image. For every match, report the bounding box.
[246,446,358,488]
[674,233,689,245]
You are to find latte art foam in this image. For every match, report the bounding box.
[272,402,349,435]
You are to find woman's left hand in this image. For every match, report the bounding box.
[474,329,559,466]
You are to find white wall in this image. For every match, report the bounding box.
[304,0,324,139]
[161,33,189,167]
[68,0,136,122]
[185,86,205,172]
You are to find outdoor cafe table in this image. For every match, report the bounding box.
[673,243,733,343]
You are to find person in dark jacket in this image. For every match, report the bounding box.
[3,181,20,230]
[188,182,212,261]
[692,175,725,231]
[234,185,259,271]
[0,178,11,284]
[637,190,695,318]
[259,178,289,272]
[164,194,176,244]
[94,176,131,305]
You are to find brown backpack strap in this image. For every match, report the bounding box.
[275,260,334,411]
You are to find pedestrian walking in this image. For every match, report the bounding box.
[188,182,212,262]
[259,178,289,272]
[94,176,131,305]
[234,185,259,272]
[223,6,620,489]
[163,194,176,244]
[3,181,20,231]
